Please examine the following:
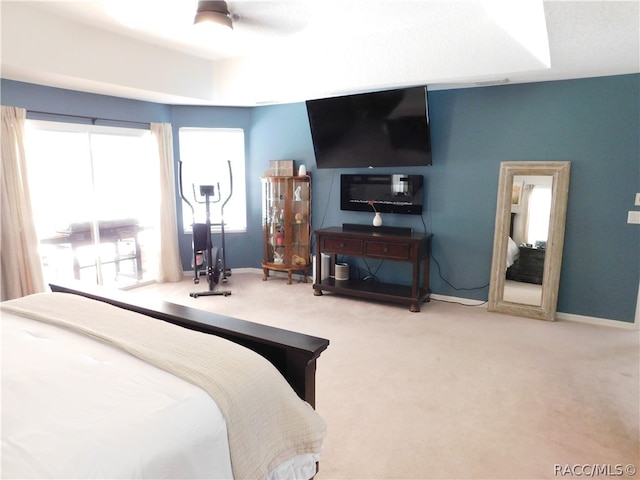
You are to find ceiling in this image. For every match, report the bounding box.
[1,1,638,106]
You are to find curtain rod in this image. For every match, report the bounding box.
[27,110,151,129]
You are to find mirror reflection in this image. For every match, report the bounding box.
[488,161,571,322]
[503,175,553,306]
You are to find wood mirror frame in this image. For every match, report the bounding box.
[488,161,571,321]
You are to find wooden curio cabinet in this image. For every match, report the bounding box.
[261,175,311,284]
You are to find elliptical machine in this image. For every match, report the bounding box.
[178,159,233,298]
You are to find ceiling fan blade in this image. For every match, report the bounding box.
[228,1,311,36]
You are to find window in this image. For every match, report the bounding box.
[178,128,246,233]
[25,120,159,287]
[527,186,552,245]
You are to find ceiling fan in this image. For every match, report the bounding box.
[194,1,233,29]
[193,1,310,36]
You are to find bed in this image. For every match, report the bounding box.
[1,282,330,479]
[506,235,520,269]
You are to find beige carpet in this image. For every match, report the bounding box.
[133,270,640,480]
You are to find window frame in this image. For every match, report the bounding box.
[24,119,159,287]
[178,127,247,234]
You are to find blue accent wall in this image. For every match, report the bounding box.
[249,76,640,322]
[2,74,638,322]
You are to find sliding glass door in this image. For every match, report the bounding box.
[25,121,159,288]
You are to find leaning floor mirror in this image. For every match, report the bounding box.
[488,161,571,321]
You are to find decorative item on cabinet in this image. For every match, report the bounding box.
[269,160,295,177]
[368,201,383,227]
[262,174,312,284]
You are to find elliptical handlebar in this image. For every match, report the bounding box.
[177,159,194,219]
[220,160,233,215]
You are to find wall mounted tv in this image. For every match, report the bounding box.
[306,86,432,169]
[341,174,424,215]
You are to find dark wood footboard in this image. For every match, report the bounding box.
[49,282,329,408]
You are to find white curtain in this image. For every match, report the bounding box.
[527,186,552,245]
[151,123,183,282]
[1,106,45,300]
[519,184,535,244]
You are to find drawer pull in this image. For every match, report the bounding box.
[340,243,345,248]
[383,247,388,253]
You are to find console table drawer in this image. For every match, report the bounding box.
[314,227,432,312]
[320,237,363,254]
[364,241,410,260]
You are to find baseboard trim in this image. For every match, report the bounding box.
[433,293,637,329]
[176,271,638,329]
[555,311,638,330]
[430,293,488,307]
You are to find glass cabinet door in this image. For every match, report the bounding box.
[290,177,310,267]
[263,177,289,265]
[262,175,311,283]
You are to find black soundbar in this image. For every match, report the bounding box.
[342,223,413,235]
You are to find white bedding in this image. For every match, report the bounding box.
[506,236,519,269]
[1,295,324,479]
[2,311,234,479]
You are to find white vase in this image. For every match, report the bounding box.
[298,164,307,176]
[372,212,382,227]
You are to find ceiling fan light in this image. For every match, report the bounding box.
[194,11,233,29]
[193,2,233,30]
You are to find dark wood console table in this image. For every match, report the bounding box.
[313,226,432,312]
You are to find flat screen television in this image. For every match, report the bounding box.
[306,86,432,169]
[341,174,424,215]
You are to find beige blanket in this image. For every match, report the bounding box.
[1,293,326,479]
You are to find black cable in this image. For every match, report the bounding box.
[419,177,487,302]
[318,169,337,229]
[420,214,429,235]
[361,257,383,282]
[431,253,490,291]
[310,169,337,255]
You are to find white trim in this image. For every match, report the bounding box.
[555,311,639,330]
[430,293,487,307]
[171,272,640,329]
[433,294,638,329]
